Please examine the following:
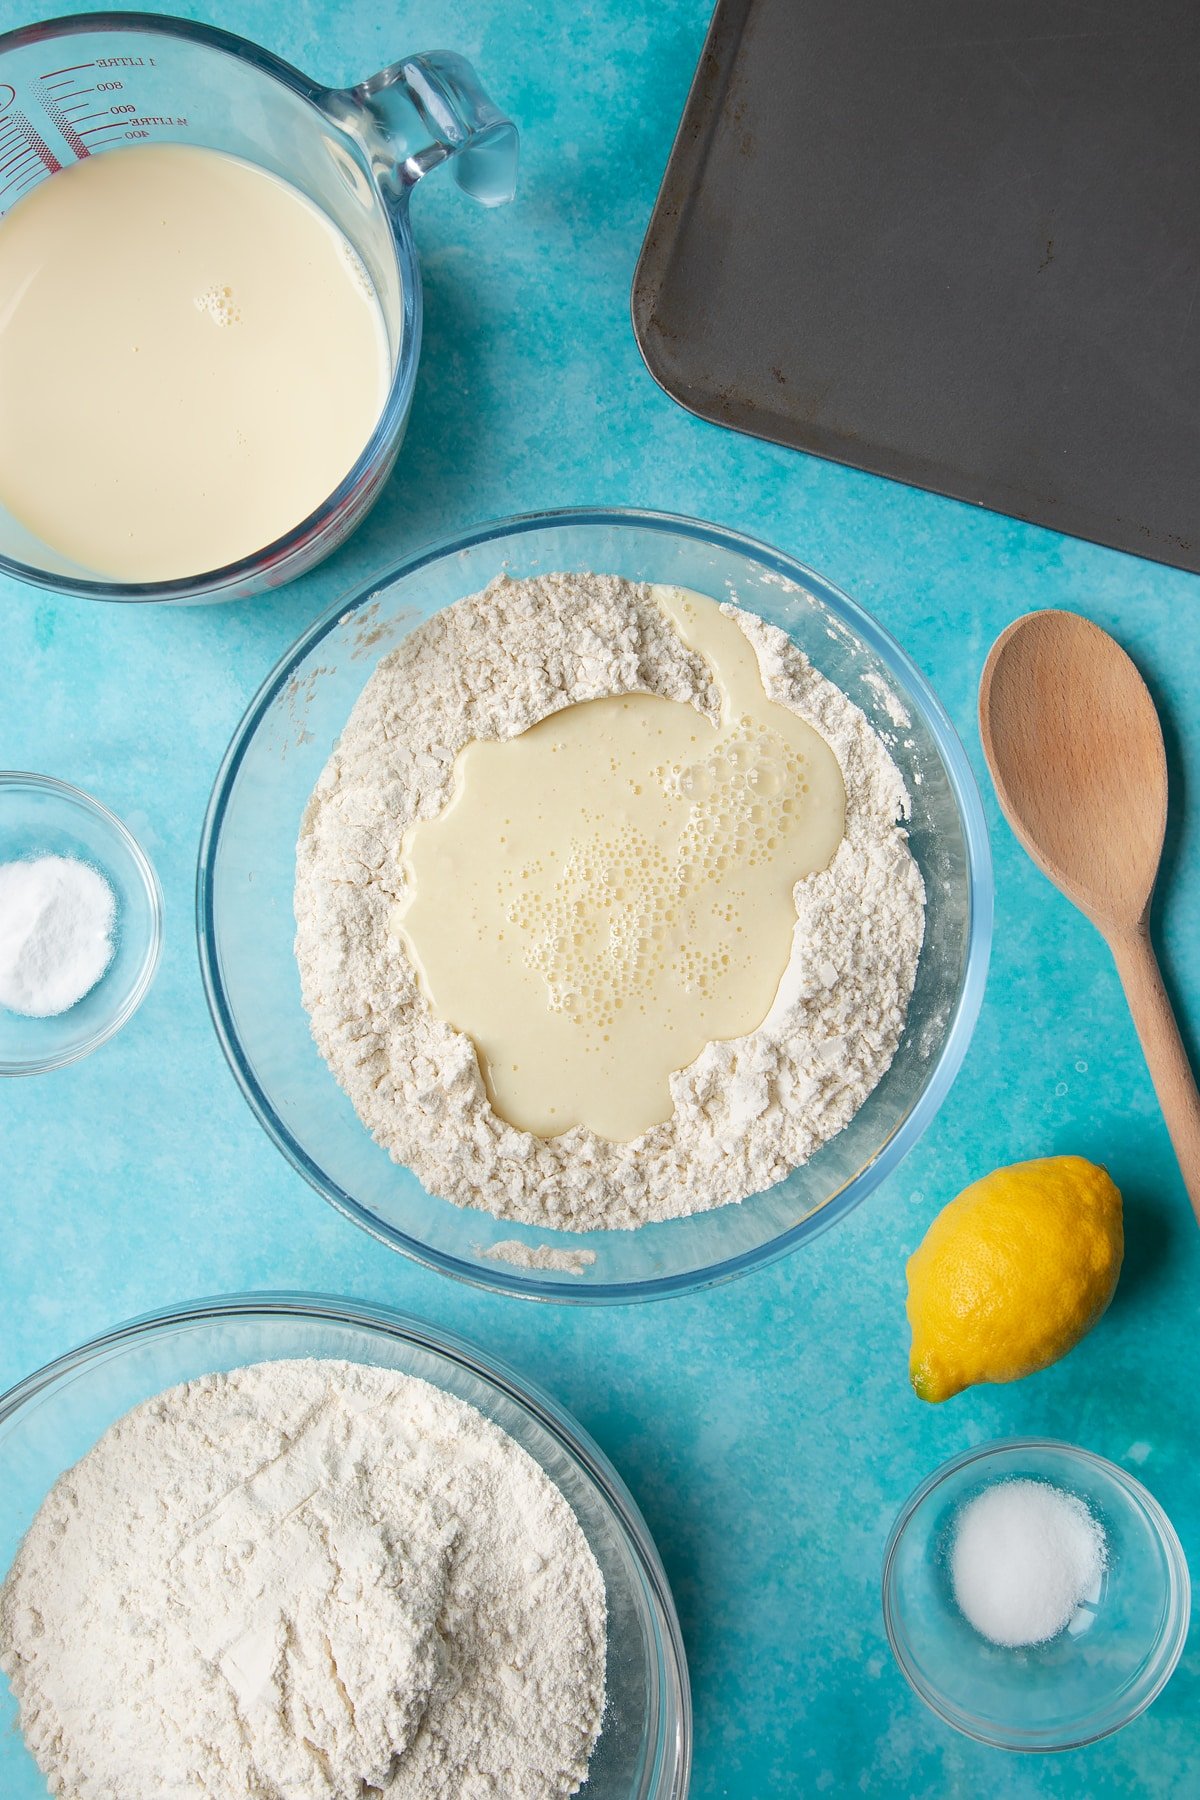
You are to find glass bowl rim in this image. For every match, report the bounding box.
[881,1435,1192,1753]
[0,1288,692,1798]
[0,769,163,1075]
[196,504,994,1303]
[0,9,422,606]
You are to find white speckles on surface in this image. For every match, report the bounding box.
[862,670,912,730]
[481,1240,599,1274]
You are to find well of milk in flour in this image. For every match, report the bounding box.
[397,587,847,1141]
[0,144,390,581]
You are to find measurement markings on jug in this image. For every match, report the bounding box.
[0,108,60,203]
[37,75,92,162]
[38,67,184,153]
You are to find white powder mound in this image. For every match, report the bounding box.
[0,853,115,1017]
[951,1478,1108,1648]
[295,572,926,1231]
[481,1240,598,1275]
[0,1359,606,1800]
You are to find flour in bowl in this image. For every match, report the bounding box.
[295,572,925,1230]
[0,1359,606,1799]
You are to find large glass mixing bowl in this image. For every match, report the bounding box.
[198,510,992,1301]
[0,1294,690,1799]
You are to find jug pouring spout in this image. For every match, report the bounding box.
[345,50,518,207]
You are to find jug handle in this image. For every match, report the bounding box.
[344,51,518,207]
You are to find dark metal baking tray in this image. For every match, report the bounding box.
[633,0,1200,573]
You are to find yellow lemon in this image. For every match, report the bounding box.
[906,1156,1123,1403]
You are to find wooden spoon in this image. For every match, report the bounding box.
[979,608,1200,1222]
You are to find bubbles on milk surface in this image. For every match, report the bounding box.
[193,284,242,327]
[663,718,810,880]
[296,568,926,1225]
[395,586,848,1141]
[505,717,814,1035]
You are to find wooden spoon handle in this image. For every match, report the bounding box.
[1109,927,1200,1224]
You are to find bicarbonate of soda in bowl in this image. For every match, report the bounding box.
[951,1477,1107,1648]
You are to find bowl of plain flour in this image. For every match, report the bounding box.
[0,1293,690,1799]
[198,510,992,1301]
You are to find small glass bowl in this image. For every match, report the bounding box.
[0,773,163,1075]
[198,508,992,1302]
[882,1439,1191,1752]
[0,1294,690,1799]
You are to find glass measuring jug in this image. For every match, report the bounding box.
[0,13,517,603]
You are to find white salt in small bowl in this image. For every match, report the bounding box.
[0,774,162,1076]
[882,1439,1190,1751]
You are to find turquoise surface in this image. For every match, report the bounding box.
[1,1,1198,1793]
